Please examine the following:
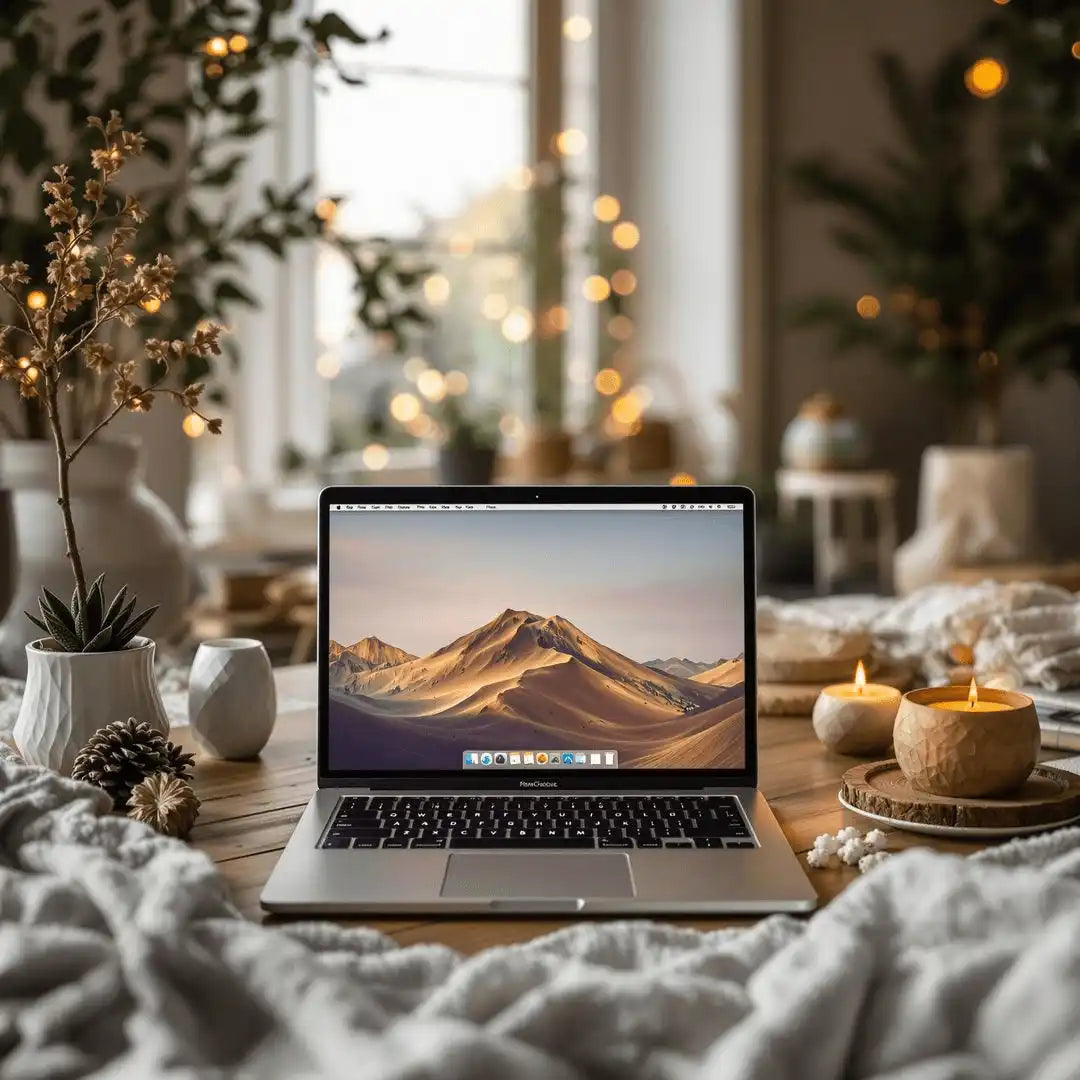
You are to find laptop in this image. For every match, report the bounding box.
[261,485,817,915]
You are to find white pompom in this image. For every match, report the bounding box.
[836,826,861,844]
[864,829,888,853]
[838,837,867,866]
[813,833,841,855]
[858,851,891,874]
[806,847,834,869]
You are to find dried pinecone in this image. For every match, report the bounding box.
[127,772,200,838]
[71,718,195,810]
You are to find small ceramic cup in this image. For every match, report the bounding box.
[188,638,276,760]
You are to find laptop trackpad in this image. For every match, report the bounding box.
[440,853,635,899]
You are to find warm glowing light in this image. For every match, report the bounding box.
[593,194,621,223]
[965,58,1007,98]
[562,14,592,42]
[554,128,587,157]
[1072,41,1080,60]
[390,392,421,423]
[481,293,509,321]
[541,305,570,334]
[594,367,622,396]
[406,414,436,439]
[508,166,534,192]
[968,677,979,708]
[501,307,534,344]
[444,370,469,396]
[669,472,697,486]
[856,294,881,319]
[611,269,637,296]
[448,233,474,258]
[228,33,249,53]
[612,221,640,250]
[204,36,229,57]
[183,414,206,438]
[583,275,611,303]
[24,366,38,383]
[26,290,46,310]
[403,356,427,382]
[361,443,390,471]
[992,0,1010,5]
[423,273,451,306]
[140,296,162,314]
[205,62,224,79]
[499,413,525,439]
[417,369,447,402]
[314,197,338,222]
[316,352,340,379]
[607,314,634,342]
[854,660,867,693]
[611,393,644,425]
[17,356,30,369]
[628,384,654,410]
[122,253,136,265]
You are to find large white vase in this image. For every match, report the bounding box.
[0,437,190,677]
[13,636,170,775]
[895,445,1035,594]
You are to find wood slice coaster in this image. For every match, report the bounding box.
[840,759,1080,833]
[759,667,913,717]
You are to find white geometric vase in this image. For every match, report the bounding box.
[188,638,276,760]
[13,636,169,775]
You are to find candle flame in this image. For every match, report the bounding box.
[968,677,979,709]
[854,660,867,693]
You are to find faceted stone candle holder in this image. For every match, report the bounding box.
[892,686,1040,798]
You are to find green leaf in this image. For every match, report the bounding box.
[115,605,159,648]
[102,585,128,630]
[24,611,49,636]
[66,30,102,69]
[82,626,115,653]
[40,588,78,637]
[82,574,106,639]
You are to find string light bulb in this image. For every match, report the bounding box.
[140,296,162,314]
[554,129,587,157]
[594,368,622,396]
[501,307,534,344]
[607,314,634,341]
[856,294,881,319]
[390,392,422,422]
[362,443,389,471]
[612,222,640,250]
[417,369,447,402]
[423,273,451,306]
[314,197,338,222]
[204,37,229,57]
[562,15,592,42]
[205,62,224,79]
[592,194,621,223]
[228,34,249,53]
[965,58,1007,99]
[26,290,46,310]
[611,269,637,296]
[183,414,206,438]
[444,370,469,396]
[583,275,611,303]
[1072,41,1080,60]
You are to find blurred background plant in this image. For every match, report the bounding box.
[0,0,428,437]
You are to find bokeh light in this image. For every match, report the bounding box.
[362,444,390,471]
[612,222,640,250]
[594,367,622,395]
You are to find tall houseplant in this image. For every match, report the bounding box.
[3,114,221,771]
[788,49,1080,447]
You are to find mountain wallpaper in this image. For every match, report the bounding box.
[327,509,746,771]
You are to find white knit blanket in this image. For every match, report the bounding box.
[6,759,1080,1079]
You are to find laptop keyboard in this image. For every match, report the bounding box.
[319,794,755,850]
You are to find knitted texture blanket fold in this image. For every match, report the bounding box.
[4,758,1080,1080]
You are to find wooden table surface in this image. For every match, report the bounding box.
[181,664,1045,954]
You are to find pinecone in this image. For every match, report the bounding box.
[127,772,200,838]
[71,718,191,810]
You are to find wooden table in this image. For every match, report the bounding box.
[183,664,1031,954]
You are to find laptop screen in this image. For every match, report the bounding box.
[326,501,747,773]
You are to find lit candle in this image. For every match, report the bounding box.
[929,677,1011,712]
[812,660,901,755]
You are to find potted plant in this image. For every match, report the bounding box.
[0,3,427,671]
[2,114,221,773]
[435,396,500,485]
[788,44,1080,587]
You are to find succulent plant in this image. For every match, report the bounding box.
[25,574,158,654]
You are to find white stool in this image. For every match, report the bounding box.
[776,469,898,595]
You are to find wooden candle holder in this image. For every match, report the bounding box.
[893,686,1040,798]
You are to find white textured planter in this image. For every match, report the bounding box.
[0,437,191,677]
[189,638,276,760]
[13,636,169,775]
[895,445,1035,594]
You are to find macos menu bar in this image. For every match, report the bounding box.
[330,503,741,512]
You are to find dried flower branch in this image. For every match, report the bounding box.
[0,113,223,640]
